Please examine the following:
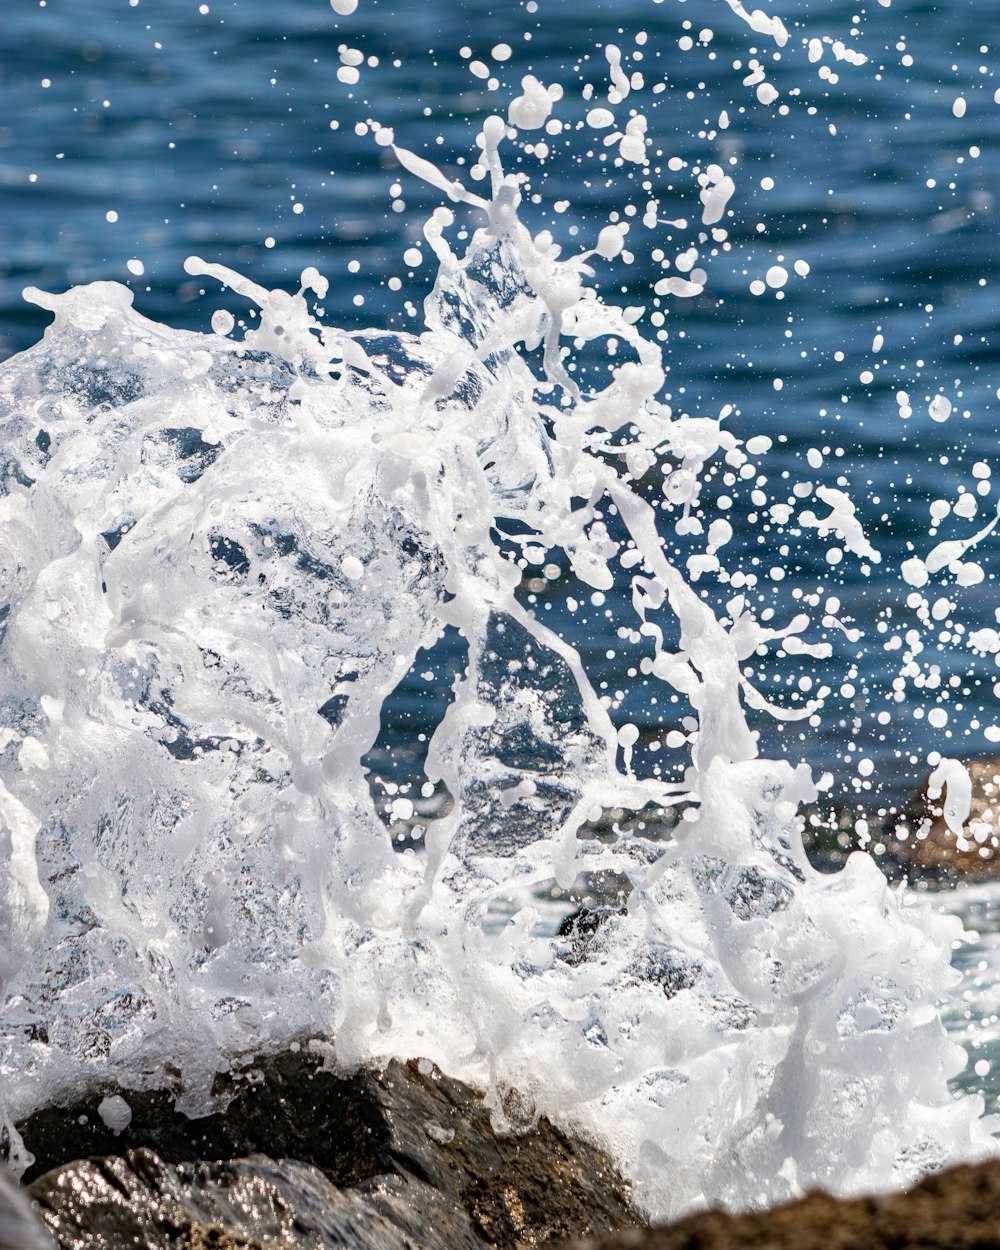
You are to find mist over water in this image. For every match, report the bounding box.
[2,0,1000,1220]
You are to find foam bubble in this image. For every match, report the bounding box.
[929,394,953,422]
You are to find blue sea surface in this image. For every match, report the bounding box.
[2,0,999,820]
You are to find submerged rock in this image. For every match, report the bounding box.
[570,1158,1000,1250]
[18,1052,639,1249]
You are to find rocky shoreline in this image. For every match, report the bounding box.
[5,1050,640,1250]
[575,1161,1000,1250]
[3,1049,1000,1249]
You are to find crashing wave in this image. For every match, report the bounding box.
[0,118,994,1218]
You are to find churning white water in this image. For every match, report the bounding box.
[1,0,998,1223]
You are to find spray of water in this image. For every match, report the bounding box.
[0,0,996,1221]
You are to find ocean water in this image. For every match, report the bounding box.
[2,0,1000,1218]
[3,0,999,810]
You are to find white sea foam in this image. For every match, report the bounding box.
[0,0,997,1223]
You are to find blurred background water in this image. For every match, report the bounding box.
[2,0,999,819]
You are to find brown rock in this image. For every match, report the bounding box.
[17,1051,639,1250]
[895,759,1000,877]
[31,1149,480,1250]
[569,1158,1000,1250]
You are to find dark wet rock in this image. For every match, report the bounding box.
[556,904,628,966]
[0,1163,55,1249]
[18,1053,639,1249]
[31,1149,480,1250]
[556,907,701,1000]
[569,1158,1000,1250]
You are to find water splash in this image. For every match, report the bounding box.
[0,5,997,1223]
